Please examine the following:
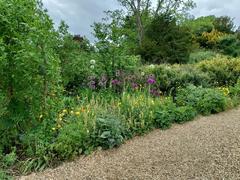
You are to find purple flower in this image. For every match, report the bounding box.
[112,79,121,85]
[147,78,156,85]
[131,82,139,90]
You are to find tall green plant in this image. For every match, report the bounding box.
[0,0,61,148]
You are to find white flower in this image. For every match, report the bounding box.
[149,64,155,68]
[141,72,145,76]
[90,59,96,65]
[90,65,95,69]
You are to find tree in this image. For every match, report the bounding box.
[236,26,240,40]
[139,14,193,64]
[117,0,195,47]
[56,21,94,90]
[217,35,240,57]
[183,15,215,35]
[93,10,140,78]
[213,16,235,34]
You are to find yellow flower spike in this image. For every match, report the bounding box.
[62,109,67,113]
[57,124,62,129]
[59,117,63,121]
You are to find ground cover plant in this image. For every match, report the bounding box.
[0,0,240,178]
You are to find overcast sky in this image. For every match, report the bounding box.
[42,0,240,41]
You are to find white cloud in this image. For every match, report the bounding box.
[42,0,240,41]
[191,0,240,27]
[43,0,119,40]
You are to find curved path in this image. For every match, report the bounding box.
[20,107,240,180]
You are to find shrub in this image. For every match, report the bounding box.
[19,126,54,172]
[0,0,61,153]
[176,85,227,115]
[53,121,91,159]
[174,106,197,124]
[50,101,101,160]
[93,116,126,149]
[0,169,11,180]
[189,50,218,63]
[154,100,176,129]
[197,57,240,86]
[142,64,211,94]
[217,35,240,57]
[229,80,240,106]
[230,80,240,97]
[0,148,16,179]
[154,101,197,129]
[200,29,225,48]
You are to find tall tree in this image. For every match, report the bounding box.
[139,14,192,64]
[213,16,235,34]
[117,0,195,47]
[117,0,150,46]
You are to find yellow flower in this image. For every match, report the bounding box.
[39,114,43,119]
[75,111,80,116]
[57,124,62,128]
[59,113,64,117]
[70,110,74,115]
[62,109,67,113]
[52,127,56,131]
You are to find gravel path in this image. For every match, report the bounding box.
[20,107,240,180]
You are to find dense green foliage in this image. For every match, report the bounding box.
[213,16,235,34]
[197,57,240,86]
[217,35,240,57]
[176,85,227,115]
[139,14,192,64]
[0,0,61,152]
[0,0,240,178]
[94,116,126,149]
[189,50,218,63]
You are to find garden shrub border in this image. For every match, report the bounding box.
[1,57,240,178]
[11,85,240,177]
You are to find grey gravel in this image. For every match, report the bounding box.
[19,107,240,180]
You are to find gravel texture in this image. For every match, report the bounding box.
[19,107,240,180]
